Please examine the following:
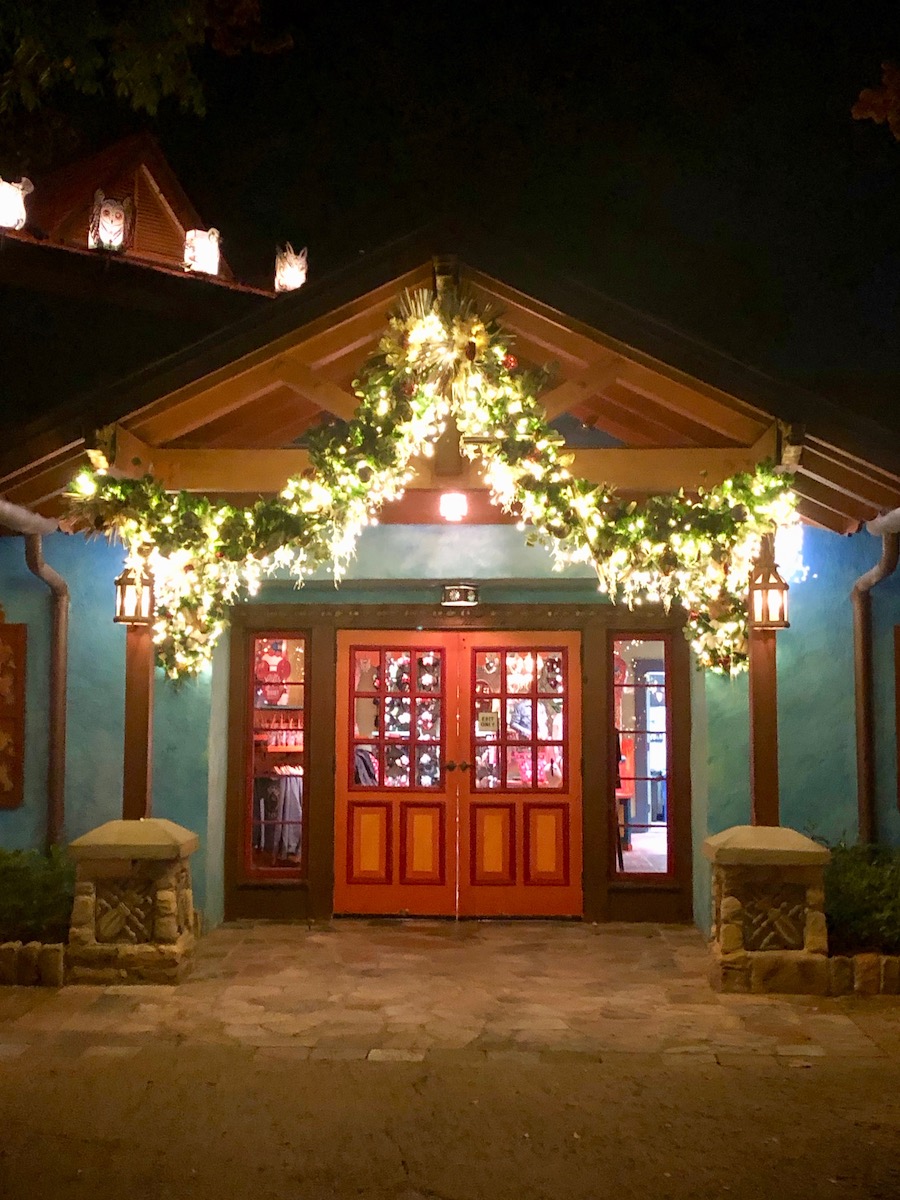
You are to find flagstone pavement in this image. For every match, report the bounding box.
[2,919,900,1066]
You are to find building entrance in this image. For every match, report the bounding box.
[333,630,583,917]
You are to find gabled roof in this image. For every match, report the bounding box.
[10,132,240,281]
[2,225,899,534]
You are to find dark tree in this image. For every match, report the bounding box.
[0,1,291,170]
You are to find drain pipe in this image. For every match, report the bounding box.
[852,510,900,844]
[0,499,68,849]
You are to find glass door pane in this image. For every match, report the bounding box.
[612,637,671,876]
[247,635,307,878]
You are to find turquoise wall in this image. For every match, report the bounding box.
[0,532,217,917]
[692,525,900,930]
[3,522,899,931]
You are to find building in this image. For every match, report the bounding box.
[1,197,899,932]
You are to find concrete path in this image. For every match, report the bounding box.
[1,920,898,1064]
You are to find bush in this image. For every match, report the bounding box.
[0,847,75,944]
[824,842,900,956]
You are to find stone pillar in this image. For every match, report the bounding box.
[66,818,199,984]
[703,825,830,995]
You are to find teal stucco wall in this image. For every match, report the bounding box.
[691,524,900,931]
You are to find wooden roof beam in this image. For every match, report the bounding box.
[128,349,358,446]
[790,475,879,525]
[540,357,624,419]
[617,363,767,444]
[792,446,900,512]
[794,496,859,535]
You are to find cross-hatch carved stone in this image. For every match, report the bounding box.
[736,882,806,951]
[95,883,154,943]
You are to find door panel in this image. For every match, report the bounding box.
[334,630,583,917]
[458,632,583,916]
[335,632,458,915]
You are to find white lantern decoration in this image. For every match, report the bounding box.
[183,228,220,276]
[274,243,308,292]
[0,176,33,231]
[439,492,468,522]
[88,189,134,251]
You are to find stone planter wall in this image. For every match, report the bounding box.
[0,941,65,986]
[66,817,200,985]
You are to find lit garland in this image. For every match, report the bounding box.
[67,287,795,679]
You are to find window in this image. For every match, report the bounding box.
[245,635,306,878]
[612,636,672,877]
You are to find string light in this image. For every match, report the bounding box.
[67,288,797,679]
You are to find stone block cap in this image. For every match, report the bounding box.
[68,818,200,861]
[702,825,830,866]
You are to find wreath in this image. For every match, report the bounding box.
[67,287,795,680]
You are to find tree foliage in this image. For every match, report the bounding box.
[852,61,900,140]
[0,1,291,169]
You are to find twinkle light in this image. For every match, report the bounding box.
[67,286,795,680]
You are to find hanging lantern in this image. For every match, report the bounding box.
[114,565,155,625]
[748,535,789,630]
[441,584,479,608]
[0,176,33,231]
[183,228,220,275]
[274,243,308,292]
[88,190,134,251]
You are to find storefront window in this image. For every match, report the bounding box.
[246,635,306,878]
[612,637,671,876]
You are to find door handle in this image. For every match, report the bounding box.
[446,761,457,771]
[458,761,471,772]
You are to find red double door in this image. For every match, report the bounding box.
[334,631,583,917]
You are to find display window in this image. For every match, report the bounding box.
[612,635,673,877]
[244,634,307,879]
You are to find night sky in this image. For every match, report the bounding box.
[51,3,900,395]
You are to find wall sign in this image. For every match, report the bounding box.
[0,620,26,809]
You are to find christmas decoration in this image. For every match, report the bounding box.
[274,243,308,292]
[68,287,796,680]
[183,228,220,274]
[0,176,33,230]
[88,189,134,252]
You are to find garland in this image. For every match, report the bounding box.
[68,288,795,680]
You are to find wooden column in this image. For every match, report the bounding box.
[123,624,154,820]
[748,627,780,826]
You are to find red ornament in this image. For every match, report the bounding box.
[503,353,518,371]
[402,379,415,397]
[465,340,477,361]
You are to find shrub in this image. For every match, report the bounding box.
[0,847,75,944]
[824,842,900,955]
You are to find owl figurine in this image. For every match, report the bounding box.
[88,189,134,252]
[274,243,308,292]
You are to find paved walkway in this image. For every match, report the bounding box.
[2,920,900,1065]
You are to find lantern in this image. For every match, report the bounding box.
[748,535,789,630]
[0,177,33,231]
[439,492,468,522]
[441,584,479,608]
[88,190,134,251]
[274,243,308,292]
[114,565,155,625]
[183,228,220,275]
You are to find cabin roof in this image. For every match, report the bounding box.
[1,224,898,534]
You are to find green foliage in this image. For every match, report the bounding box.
[0,846,75,944]
[824,842,900,955]
[68,288,794,679]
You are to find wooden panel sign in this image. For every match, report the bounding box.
[0,623,26,809]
